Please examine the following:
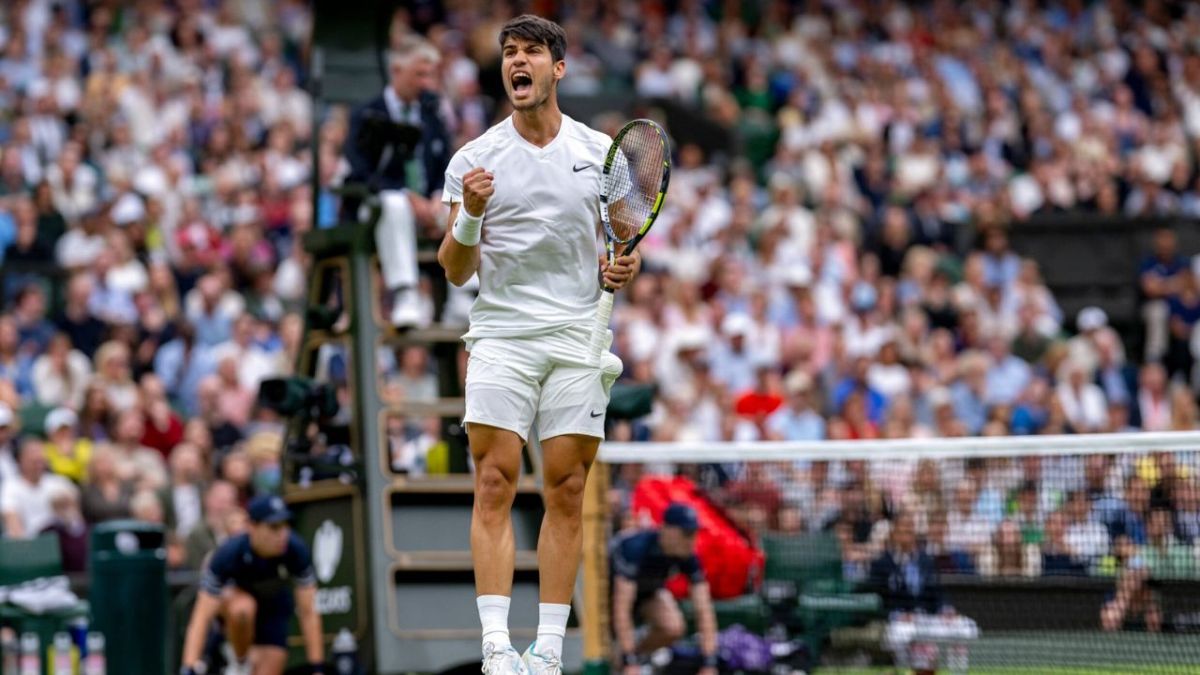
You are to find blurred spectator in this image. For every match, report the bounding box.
[39,481,88,572]
[1068,307,1125,376]
[766,371,825,441]
[869,513,941,614]
[869,513,977,675]
[1142,508,1192,580]
[184,480,244,571]
[154,321,216,416]
[1166,271,1200,383]
[1063,491,1111,566]
[92,340,138,412]
[31,332,91,408]
[54,273,107,359]
[1139,228,1188,363]
[109,409,168,491]
[1098,475,1151,546]
[43,407,91,484]
[1174,479,1200,544]
[1100,535,1160,633]
[140,375,185,455]
[160,443,206,544]
[1041,510,1087,577]
[944,479,992,572]
[80,445,133,525]
[1,437,73,538]
[0,404,17,482]
[1131,363,1171,431]
[0,316,34,399]
[11,285,55,353]
[1055,360,1109,433]
[129,487,184,567]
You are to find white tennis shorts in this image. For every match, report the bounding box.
[464,325,623,441]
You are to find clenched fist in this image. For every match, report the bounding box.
[462,167,495,217]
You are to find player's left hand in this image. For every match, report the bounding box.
[601,251,640,290]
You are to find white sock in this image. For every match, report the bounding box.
[536,602,571,658]
[477,595,512,650]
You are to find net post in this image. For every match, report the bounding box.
[581,459,611,673]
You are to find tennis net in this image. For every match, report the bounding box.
[595,432,1200,674]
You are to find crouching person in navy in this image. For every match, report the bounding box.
[611,502,719,675]
[181,495,325,675]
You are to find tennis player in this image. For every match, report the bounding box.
[436,14,640,675]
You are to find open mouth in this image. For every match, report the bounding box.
[511,71,533,96]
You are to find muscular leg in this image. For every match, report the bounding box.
[469,423,525,596]
[249,646,287,675]
[537,433,599,604]
[637,590,686,653]
[220,588,257,660]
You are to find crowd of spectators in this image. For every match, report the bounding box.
[0,0,313,572]
[2,0,1200,621]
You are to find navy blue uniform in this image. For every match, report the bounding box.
[610,530,705,606]
[201,532,316,647]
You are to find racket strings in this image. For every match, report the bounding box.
[604,126,665,243]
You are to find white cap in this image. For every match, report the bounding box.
[673,326,710,352]
[784,370,814,395]
[927,387,953,409]
[110,193,145,225]
[44,407,78,434]
[0,403,12,427]
[721,313,753,337]
[783,265,813,288]
[1077,306,1108,332]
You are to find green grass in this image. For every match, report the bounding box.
[820,662,1200,667]
[814,630,1200,674]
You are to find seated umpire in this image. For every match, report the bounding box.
[611,502,718,675]
[180,495,325,675]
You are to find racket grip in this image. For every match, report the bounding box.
[589,291,615,364]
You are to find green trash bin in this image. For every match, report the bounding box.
[89,520,167,675]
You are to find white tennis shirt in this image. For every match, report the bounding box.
[443,114,611,340]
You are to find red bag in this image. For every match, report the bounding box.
[629,475,764,600]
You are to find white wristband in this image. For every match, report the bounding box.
[452,207,483,246]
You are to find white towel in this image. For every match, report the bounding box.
[0,575,81,614]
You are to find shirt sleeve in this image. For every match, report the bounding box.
[441,147,473,205]
[611,535,642,580]
[200,545,232,597]
[682,554,706,584]
[287,533,317,587]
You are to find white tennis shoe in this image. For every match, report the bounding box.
[482,642,528,675]
[521,641,563,675]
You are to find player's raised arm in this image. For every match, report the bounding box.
[437,166,493,286]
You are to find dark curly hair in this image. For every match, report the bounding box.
[498,14,566,63]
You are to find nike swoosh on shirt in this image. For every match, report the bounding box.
[589,410,603,418]
[573,163,593,172]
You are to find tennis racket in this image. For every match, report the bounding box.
[588,119,672,363]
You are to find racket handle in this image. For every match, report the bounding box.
[589,291,615,364]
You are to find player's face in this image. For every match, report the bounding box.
[250,521,290,557]
[501,37,563,111]
[659,525,696,557]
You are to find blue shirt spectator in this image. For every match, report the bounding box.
[951,381,988,436]
[0,210,15,265]
[986,351,1032,405]
[767,372,826,441]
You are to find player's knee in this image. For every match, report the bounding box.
[545,470,586,518]
[660,612,687,641]
[226,593,257,625]
[475,464,517,514]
